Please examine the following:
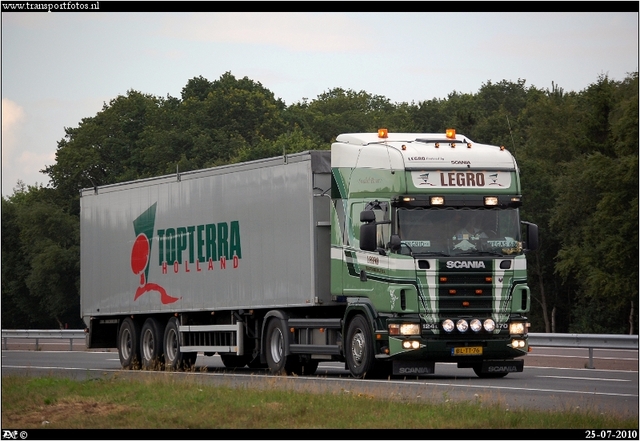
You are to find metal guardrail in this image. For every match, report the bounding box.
[1,330,638,369]
[1,329,86,351]
[528,333,638,369]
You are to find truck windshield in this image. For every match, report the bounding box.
[396,207,522,256]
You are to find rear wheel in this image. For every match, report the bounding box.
[163,317,197,371]
[118,318,141,369]
[141,317,165,370]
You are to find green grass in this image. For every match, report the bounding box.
[1,374,637,429]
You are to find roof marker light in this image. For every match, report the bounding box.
[378,128,388,138]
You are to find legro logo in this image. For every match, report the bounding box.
[131,203,180,304]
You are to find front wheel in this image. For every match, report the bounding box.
[345,315,376,379]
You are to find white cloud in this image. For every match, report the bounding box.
[1,98,25,162]
[1,98,55,193]
[1,97,102,195]
[159,12,372,52]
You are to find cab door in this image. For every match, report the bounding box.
[342,200,391,307]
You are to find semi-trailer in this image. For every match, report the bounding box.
[81,129,538,378]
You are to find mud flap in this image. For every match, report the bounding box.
[469,359,524,374]
[392,360,435,376]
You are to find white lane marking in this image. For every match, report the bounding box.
[528,354,638,361]
[538,375,630,382]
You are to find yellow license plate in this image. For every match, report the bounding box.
[452,346,483,355]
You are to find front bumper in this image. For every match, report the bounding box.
[382,334,528,362]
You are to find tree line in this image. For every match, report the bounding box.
[2,71,638,334]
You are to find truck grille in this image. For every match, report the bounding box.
[437,265,494,316]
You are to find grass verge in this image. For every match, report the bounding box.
[1,374,638,429]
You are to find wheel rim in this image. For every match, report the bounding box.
[351,329,365,366]
[121,328,132,360]
[142,328,154,361]
[166,328,178,363]
[269,327,283,364]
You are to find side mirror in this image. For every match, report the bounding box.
[521,221,539,251]
[360,222,377,252]
[359,209,390,254]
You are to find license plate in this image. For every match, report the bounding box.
[452,346,483,355]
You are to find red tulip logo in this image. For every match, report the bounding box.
[131,204,179,304]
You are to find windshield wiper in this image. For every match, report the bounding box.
[455,251,503,257]
[413,251,450,257]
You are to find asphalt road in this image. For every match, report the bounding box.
[2,344,638,418]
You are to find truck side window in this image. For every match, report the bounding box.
[364,200,390,249]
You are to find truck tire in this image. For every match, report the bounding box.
[140,317,165,370]
[163,317,197,371]
[345,315,376,379]
[265,318,299,375]
[118,317,141,369]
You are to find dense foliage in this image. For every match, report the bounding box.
[2,71,638,333]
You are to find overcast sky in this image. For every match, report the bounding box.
[2,8,638,197]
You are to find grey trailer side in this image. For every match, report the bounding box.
[81,151,343,373]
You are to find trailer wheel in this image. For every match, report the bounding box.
[118,317,141,369]
[163,317,197,371]
[345,315,376,379]
[265,319,287,374]
[140,317,165,370]
[265,318,302,375]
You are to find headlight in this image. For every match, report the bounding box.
[483,319,496,332]
[470,319,482,332]
[442,319,455,333]
[389,323,421,336]
[509,322,526,334]
[456,319,469,333]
